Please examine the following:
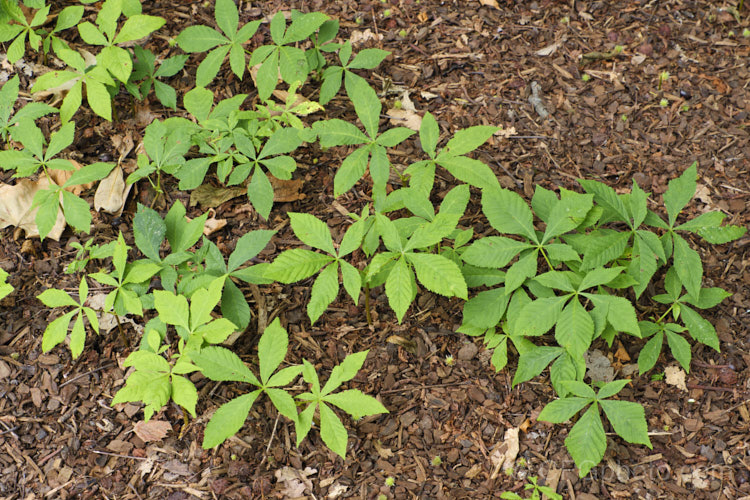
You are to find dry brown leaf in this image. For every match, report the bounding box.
[478,0,500,8]
[270,176,304,202]
[350,29,383,46]
[387,108,421,131]
[490,427,519,479]
[189,184,246,209]
[94,164,131,215]
[386,335,417,354]
[133,420,172,443]
[373,440,394,459]
[536,41,561,56]
[665,365,687,392]
[0,178,66,240]
[48,159,93,196]
[274,466,316,498]
[494,125,517,139]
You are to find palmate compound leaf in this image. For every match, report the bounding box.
[406,252,467,300]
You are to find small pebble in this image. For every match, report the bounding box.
[457,342,479,361]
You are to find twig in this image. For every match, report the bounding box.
[60,363,114,388]
[87,447,149,460]
[265,413,280,456]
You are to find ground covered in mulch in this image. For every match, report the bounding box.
[1,0,750,498]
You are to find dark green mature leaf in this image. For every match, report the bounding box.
[672,234,702,299]
[566,404,606,477]
[513,345,563,386]
[462,237,532,269]
[599,399,651,447]
[681,305,720,351]
[202,391,260,448]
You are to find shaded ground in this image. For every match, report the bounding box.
[1,0,750,498]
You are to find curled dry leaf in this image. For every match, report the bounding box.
[201,209,227,236]
[94,164,131,215]
[387,91,421,131]
[0,177,65,240]
[133,420,172,443]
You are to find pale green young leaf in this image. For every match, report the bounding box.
[42,310,76,353]
[60,190,91,232]
[265,249,334,283]
[505,249,538,292]
[376,126,414,147]
[537,397,591,423]
[133,204,165,261]
[183,86,214,122]
[578,267,624,291]
[34,189,61,241]
[442,125,499,157]
[674,210,725,233]
[665,330,692,372]
[221,279,250,331]
[542,194,593,243]
[407,252,467,299]
[555,299,594,359]
[385,258,414,323]
[550,352,580,397]
[339,261,361,305]
[698,225,747,245]
[637,331,662,375]
[202,391,260,448]
[289,212,336,254]
[531,185,558,223]
[256,318,288,384]
[319,402,349,458]
[227,230,275,272]
[344,75,380,138]
[348,47,390,69]
[599,399,651,447]
[663,162,697,226]
[672,234,702,299]
[114,14,165,44]
[267,365,303,388]
[195,45,231,87]
[67,314,85,358]
[321,350,369,395]
[460,287,509,330]
[176,25,226,52]
[171,375,197,417]
[63,162,116,187]
[437,155,499,191]
[153,290,189,331]
[191,346,259,384]
[574,230,630,270]
[585,294,640,336]
[566,404,606,477]
[313,118,369,147]
[283,11,329,44]
[38,288,78,308]
[247,168,274,219]
[45,121,75,160]
[214,0,238,37]
[516,296,567,336]
[266,388,298,422]
[308,262,339,324]
[578,178,630,224]
[85,80,112,121]
[419,111,439,157]
[462,237,533,268]
[512,345,563,386]
[482,187,536,241]
[324,389,388,419]
[629,180,648,227]
[684,287,731,309]
[333,146,369,197]
[533,270,575,292]
[681,305,720,351]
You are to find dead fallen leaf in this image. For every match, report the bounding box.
[490,427,519,479]
[0,178,66,240]
[133,420,172,443]
[536,41,561,56]
[350,29,383,46]
[665,365,688,392]
[493,125,517,139]
[387,108,422,131]
[200,209,227,236]
[373,440,394,459]
[189,184,246,209]
[478,0,500,8]
[614,342,631,362]
[327,482,348,499]
[386,335,417,354]
[274,466,316,498]
[269,176,305,202]
[94,164,131,215]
